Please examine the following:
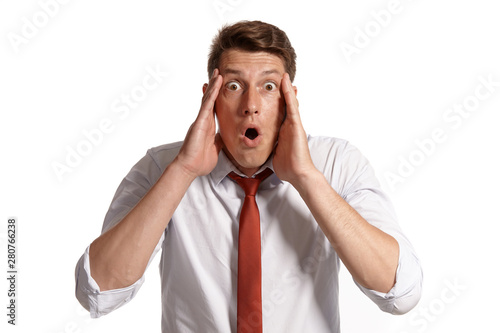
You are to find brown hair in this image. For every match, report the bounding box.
[207,20,297,81]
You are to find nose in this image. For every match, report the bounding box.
[242,86,260,116]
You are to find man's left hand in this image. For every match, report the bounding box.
[273,73,318,186]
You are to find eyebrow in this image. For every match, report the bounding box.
[222,68,282,77]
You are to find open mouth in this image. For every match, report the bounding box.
[244,128,259,140]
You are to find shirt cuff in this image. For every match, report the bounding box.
[355,236,423,315]
[74,246,145,318]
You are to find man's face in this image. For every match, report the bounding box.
[213,49,289,176]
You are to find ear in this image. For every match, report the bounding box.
[202,83,208,94]
[293,86,298,96]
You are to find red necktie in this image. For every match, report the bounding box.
[229,168,273,333]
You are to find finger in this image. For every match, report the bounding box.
[281,73,300,118]
[199,70,223,118]
[201,69,222,105]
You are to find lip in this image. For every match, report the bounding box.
[240,125,262,148]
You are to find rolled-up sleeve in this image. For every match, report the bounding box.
[337,141,423,314]
[75,145,175,317]
[75,236,163,318]
[355,236,423,314]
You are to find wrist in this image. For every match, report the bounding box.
[168,156,199,185]
[288,167,325,194]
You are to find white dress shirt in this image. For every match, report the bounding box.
[75,136,422,332]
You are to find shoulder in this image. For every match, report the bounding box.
[308,135,365,168]
[119,141,183,190]
[101,141,184,231]
[308,135,362,152]
[307,135,373,191]
[145,141,183,172]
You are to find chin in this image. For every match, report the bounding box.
[236,155,266,168]
[227,151,269,174]
[223,140,274,172]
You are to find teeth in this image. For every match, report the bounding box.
[245,128,258,140]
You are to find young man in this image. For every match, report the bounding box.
[75,20,422,332]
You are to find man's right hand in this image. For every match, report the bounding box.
[89,70,224,291]
[175,69,223,180]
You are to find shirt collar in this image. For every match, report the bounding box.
[209,151,279,187]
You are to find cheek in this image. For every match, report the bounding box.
[265,98,285,127]
[215,98,227,120]
[215,100,236,137]
[215,93,236,117]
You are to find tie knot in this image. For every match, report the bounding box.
[228,168,273,197]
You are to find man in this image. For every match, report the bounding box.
[75,20,422,332]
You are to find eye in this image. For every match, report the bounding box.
[264,82,277,91]
[226,82,242,91]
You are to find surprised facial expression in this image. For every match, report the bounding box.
[214,50,287,176]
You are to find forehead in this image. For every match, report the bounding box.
[219,49,285,77]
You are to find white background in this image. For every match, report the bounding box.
[1,0,499,332]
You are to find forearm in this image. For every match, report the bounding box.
[89,158,195,291]
[87,69,221,292]
[292,170,399,293]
